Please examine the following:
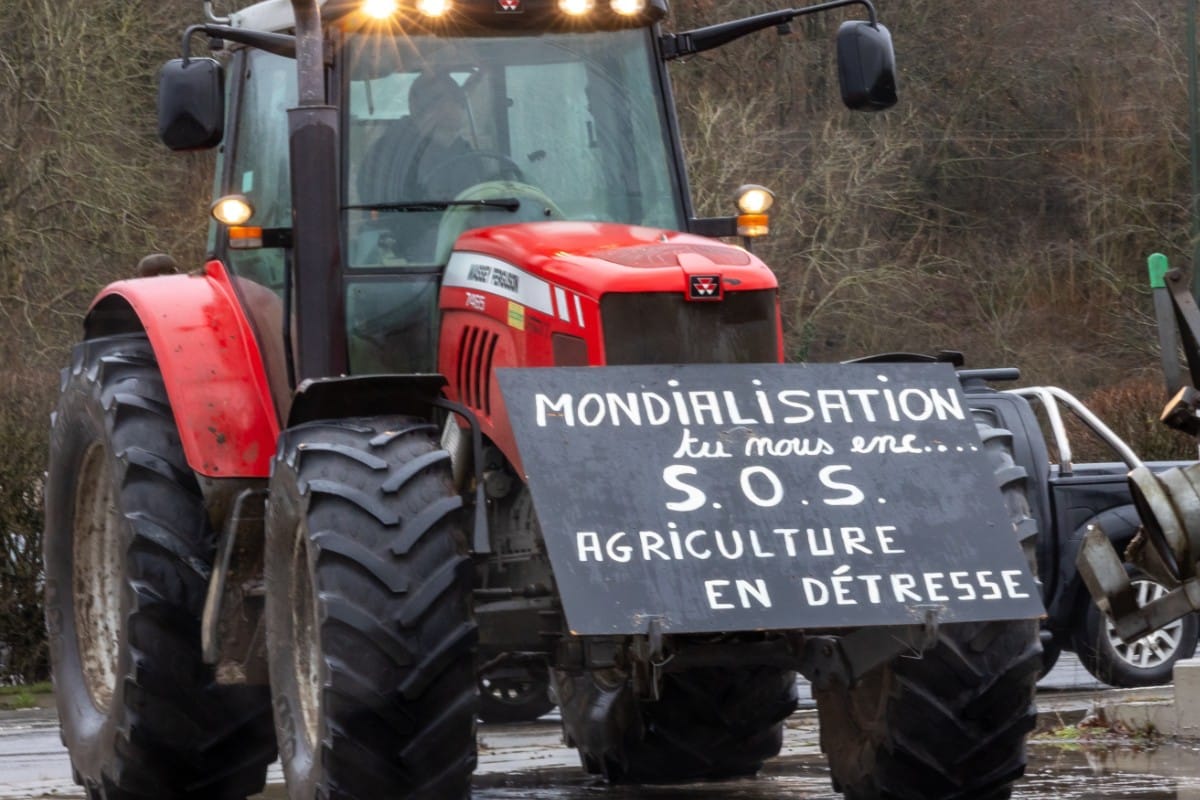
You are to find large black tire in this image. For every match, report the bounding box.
[1072,566,1200,688]
[478,664,555,723]
[1039,630,1062,679]
[265,417,478,799]
[814,418,1041,800]
[552,665,798,782]
[43,334,276,799]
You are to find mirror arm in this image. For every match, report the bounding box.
[660,0,878,60]
[203,1,231,23]
[180,24,299,63]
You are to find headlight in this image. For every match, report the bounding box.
[210,194,255,226]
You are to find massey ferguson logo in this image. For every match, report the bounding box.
[496,0,521,11]
[688,275,722,301]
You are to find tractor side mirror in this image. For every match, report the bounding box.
[157,57,225,151]
[836,21,897,112]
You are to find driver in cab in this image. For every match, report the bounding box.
[360,69,546,265]
[366,72,483,263]
[394,71,477,199]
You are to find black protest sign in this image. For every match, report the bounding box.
[498,363,1045,635]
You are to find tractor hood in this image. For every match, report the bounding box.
[448,221,779,301]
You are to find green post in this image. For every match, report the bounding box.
[1149,252,1170,289]
[1151,253,1182,393]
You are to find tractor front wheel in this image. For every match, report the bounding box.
[813,417,1041,800]
[815,620,1040,800]
[264,417,478,799]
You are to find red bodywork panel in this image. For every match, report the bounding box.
[438,221,782,475]
[88,260,279,478]
[87,225,776,480]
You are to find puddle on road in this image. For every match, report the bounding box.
[248,741,1200,799]
[1019,741,1200,799]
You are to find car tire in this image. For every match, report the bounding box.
[1073,566,1199,688]
[1039,630,1062,679]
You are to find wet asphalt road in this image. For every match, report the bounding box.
[254,741,1200,799]
[3,653,1198,799]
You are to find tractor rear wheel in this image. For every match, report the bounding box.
[813,418,1041,800]
[551,665,798,782]
[264,417,477,799]
[43,334,276,799]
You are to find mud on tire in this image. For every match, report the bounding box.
[265,416,477,799]
[814,417,1041,800]
[43,334,276,800]
[552,664,798,782]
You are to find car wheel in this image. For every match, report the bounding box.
[1074,567,1199,688]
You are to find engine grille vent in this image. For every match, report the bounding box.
[457,326,499,415]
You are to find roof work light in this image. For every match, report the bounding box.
[416,0,453,17]
[361,0,398,18]
[611,0,645,15]
[559,0,594,15]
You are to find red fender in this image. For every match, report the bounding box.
[86,260,279,478]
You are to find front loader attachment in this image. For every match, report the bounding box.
[1078,258,1200,643]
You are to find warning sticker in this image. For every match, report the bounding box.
[507,301,526,331]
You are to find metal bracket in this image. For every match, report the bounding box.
[203,0,230,23]
[1077,524,1138,619]
[1162,267,1200,394]
[1128,462,1200,580]
[799,610,940,691]
[201,488,268,668]
[1074,523,1200,643]
[431,397,490,555]
[628,618,668,701]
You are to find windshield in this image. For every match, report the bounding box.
[343,28,685,268]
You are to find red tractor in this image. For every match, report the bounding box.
[44,1,1045,799]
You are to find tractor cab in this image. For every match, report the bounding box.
[341,24,688,264]
[185,0,691,378]
[336,21,689,372]
[161,0,895,383]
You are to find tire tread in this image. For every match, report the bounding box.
[45,335,275,800]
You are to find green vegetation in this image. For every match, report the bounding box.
[0,0,211,684]
[0,682,52,711]
[1033,706,1164,746]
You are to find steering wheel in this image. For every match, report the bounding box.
[430,150,526,184]
[434,180,566,260]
